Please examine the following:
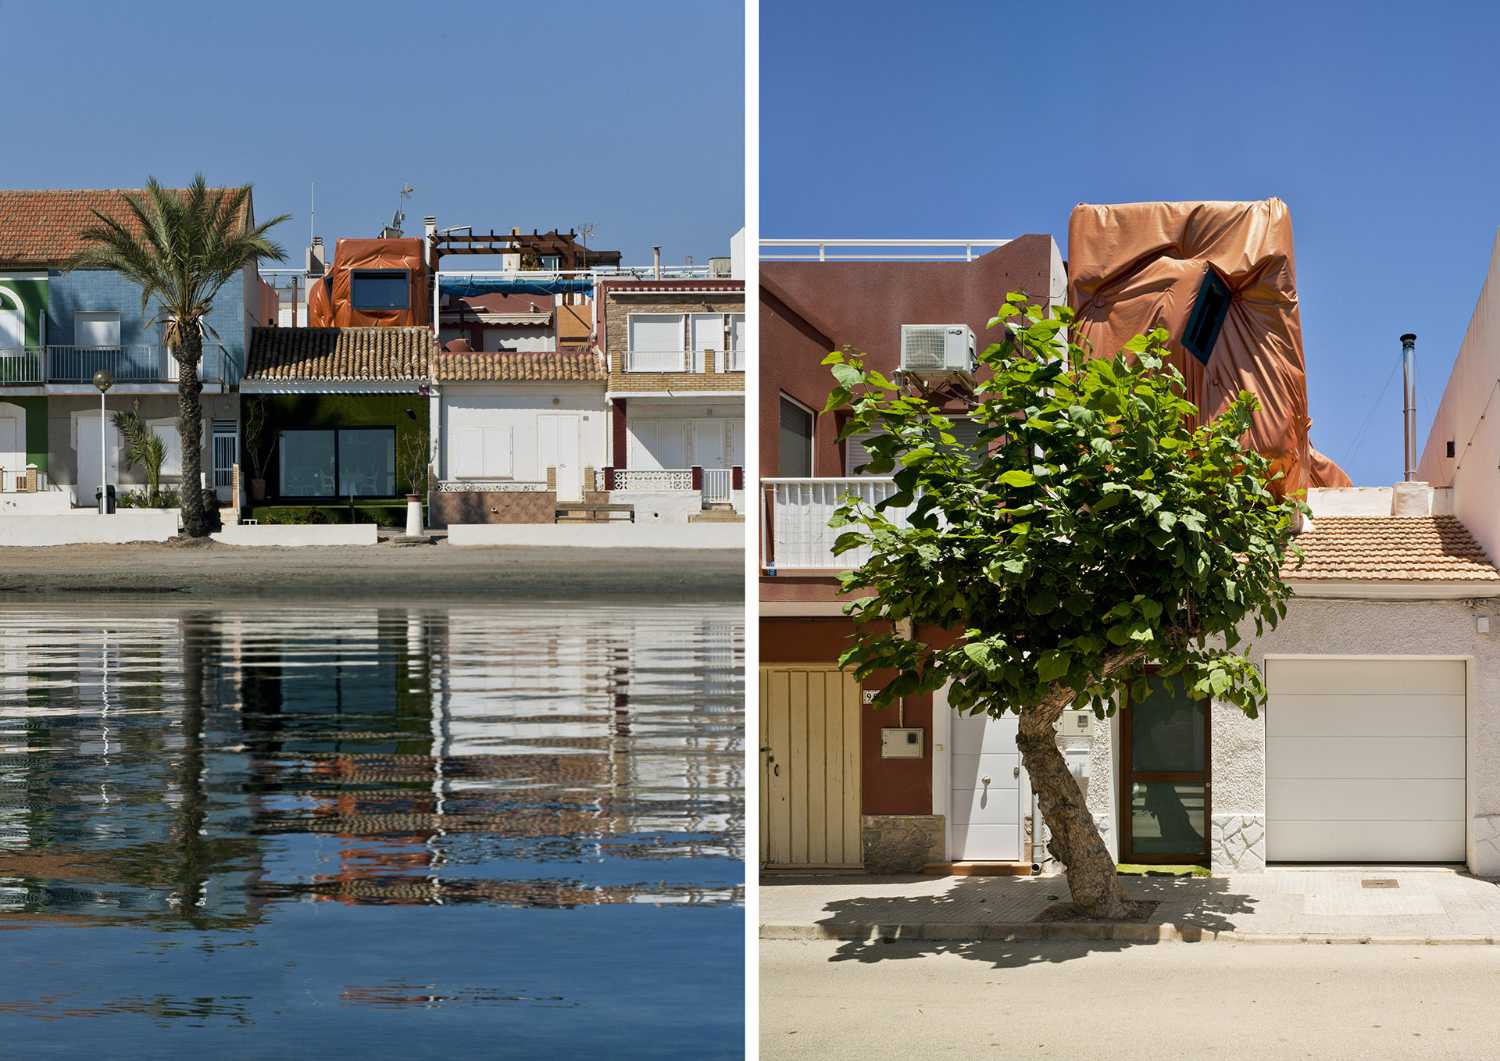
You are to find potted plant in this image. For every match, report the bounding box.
[112,400,166,507]
[243,397,275,503]
[397,432,430,537]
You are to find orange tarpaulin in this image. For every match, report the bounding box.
[306,238,431,328]
[1067,199,1348,497]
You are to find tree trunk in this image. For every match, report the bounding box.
[177,332,208,538]
[1014,653,1142,919]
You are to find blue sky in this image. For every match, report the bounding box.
[762,0,1500,487]
[5,0,743,267]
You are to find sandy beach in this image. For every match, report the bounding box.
[0,540,744,601]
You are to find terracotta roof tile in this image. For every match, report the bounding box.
[433,350,605,383]
[1286,516,1500,582]
[0,187,249,266]
[246,327,432,381]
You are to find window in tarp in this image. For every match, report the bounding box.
[351,270,410,311]
[1182,268,1232,366]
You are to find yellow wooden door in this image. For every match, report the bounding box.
[760,666,862,868]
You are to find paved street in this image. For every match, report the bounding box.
[760,867,1500,941]
[762,938,1500,1060]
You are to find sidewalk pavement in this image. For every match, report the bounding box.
[760,866,1500,943]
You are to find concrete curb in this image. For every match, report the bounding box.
[760,922,1500,945]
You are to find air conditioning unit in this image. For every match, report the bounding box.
[708,256,733,277]
[900,324,977,376]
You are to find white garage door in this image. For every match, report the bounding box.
[1266,658,1466,862]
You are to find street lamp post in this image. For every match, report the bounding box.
[93,370,113,513]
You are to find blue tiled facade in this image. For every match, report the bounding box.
[43,266,250,384]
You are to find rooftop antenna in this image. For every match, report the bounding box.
[310,181,316,245]
[387,183,414,237]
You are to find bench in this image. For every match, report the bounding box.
[555,502,635,524]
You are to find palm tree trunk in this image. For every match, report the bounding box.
[177,333,208,538]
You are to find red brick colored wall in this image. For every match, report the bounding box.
[430,490,558,526]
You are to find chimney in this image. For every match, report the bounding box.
[306,236,326,277]
[423,215,438,270]
[1401,332,1417,481]
[652,245,662,280]
[424,215,437,242]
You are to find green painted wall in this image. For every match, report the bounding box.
[0,397,50,473]
[0,276,48,346]
[247,393,429,499]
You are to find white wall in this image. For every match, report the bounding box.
[212,524,378,547]
[1418,228,1500,563]
[625,399,745,471]
[439,383,606,483]
[448,522,742,549]
[0,510,177,545]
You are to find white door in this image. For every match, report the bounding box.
[1266,658,1466,862]
[539,414,582,502]
[950,711,1023,861]
[691,419,727,469]
[0,415,21,488]
[76,414,121,507]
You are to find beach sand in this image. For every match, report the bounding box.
[0,539,744,601]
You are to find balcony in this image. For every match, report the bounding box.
[761,478,911,571]
[0,345,241,386]
[625,348,690,373]
[623,348,745,374]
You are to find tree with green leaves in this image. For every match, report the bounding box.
[112,399,166,507]
[825,294,1304,918]
[69,177,288,536]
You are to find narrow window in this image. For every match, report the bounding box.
[1447,440,1456,458]
[778,395,814,477]
[1182,268,1232,366]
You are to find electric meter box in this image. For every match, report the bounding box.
[1063,710,1094,735]
[880,727,924,759]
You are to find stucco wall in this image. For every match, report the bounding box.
[1417,228,1500,563]
[437,383,606,484]
[47,394,234,495]
[1084,594,1500,875]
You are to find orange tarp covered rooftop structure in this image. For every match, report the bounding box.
[1067,198,1349,496]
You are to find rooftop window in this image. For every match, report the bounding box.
[351,270,410,311]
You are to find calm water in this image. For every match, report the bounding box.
[0,602,744,1058]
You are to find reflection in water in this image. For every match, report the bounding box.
[0,603,744,1056]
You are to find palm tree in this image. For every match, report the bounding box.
[69,177,289,537]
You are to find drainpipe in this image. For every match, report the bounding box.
[1401,333,1417,482]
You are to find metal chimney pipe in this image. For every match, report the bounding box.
[1401,332,1417,481]
[652,245,662,280]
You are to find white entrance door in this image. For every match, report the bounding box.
[76,414,121,507]
[539,413,582,502]
[0,412,22,489]
[1266,658,1466,862]
[691,419,727,469]
[950,711,1023,861]
[212,424,238,504]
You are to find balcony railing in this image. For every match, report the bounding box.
[760,238,1013,262]
[762,477,911,571]
[723,346,747,372]
[0,345,241,386]
[625,348,689,372]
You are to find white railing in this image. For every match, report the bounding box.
[626,348,689,372]
[703,468,734,504]
[612,468,693,491]
[762,477,911,570]
[0,349,44,384]
[760,238,1013,262]
[723,346,747,372]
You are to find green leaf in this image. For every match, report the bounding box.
[998,469,1036,488]
[831,364,864,390]
[1036,650,1071,683]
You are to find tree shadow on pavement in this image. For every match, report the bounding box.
[803,873,1259,969]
